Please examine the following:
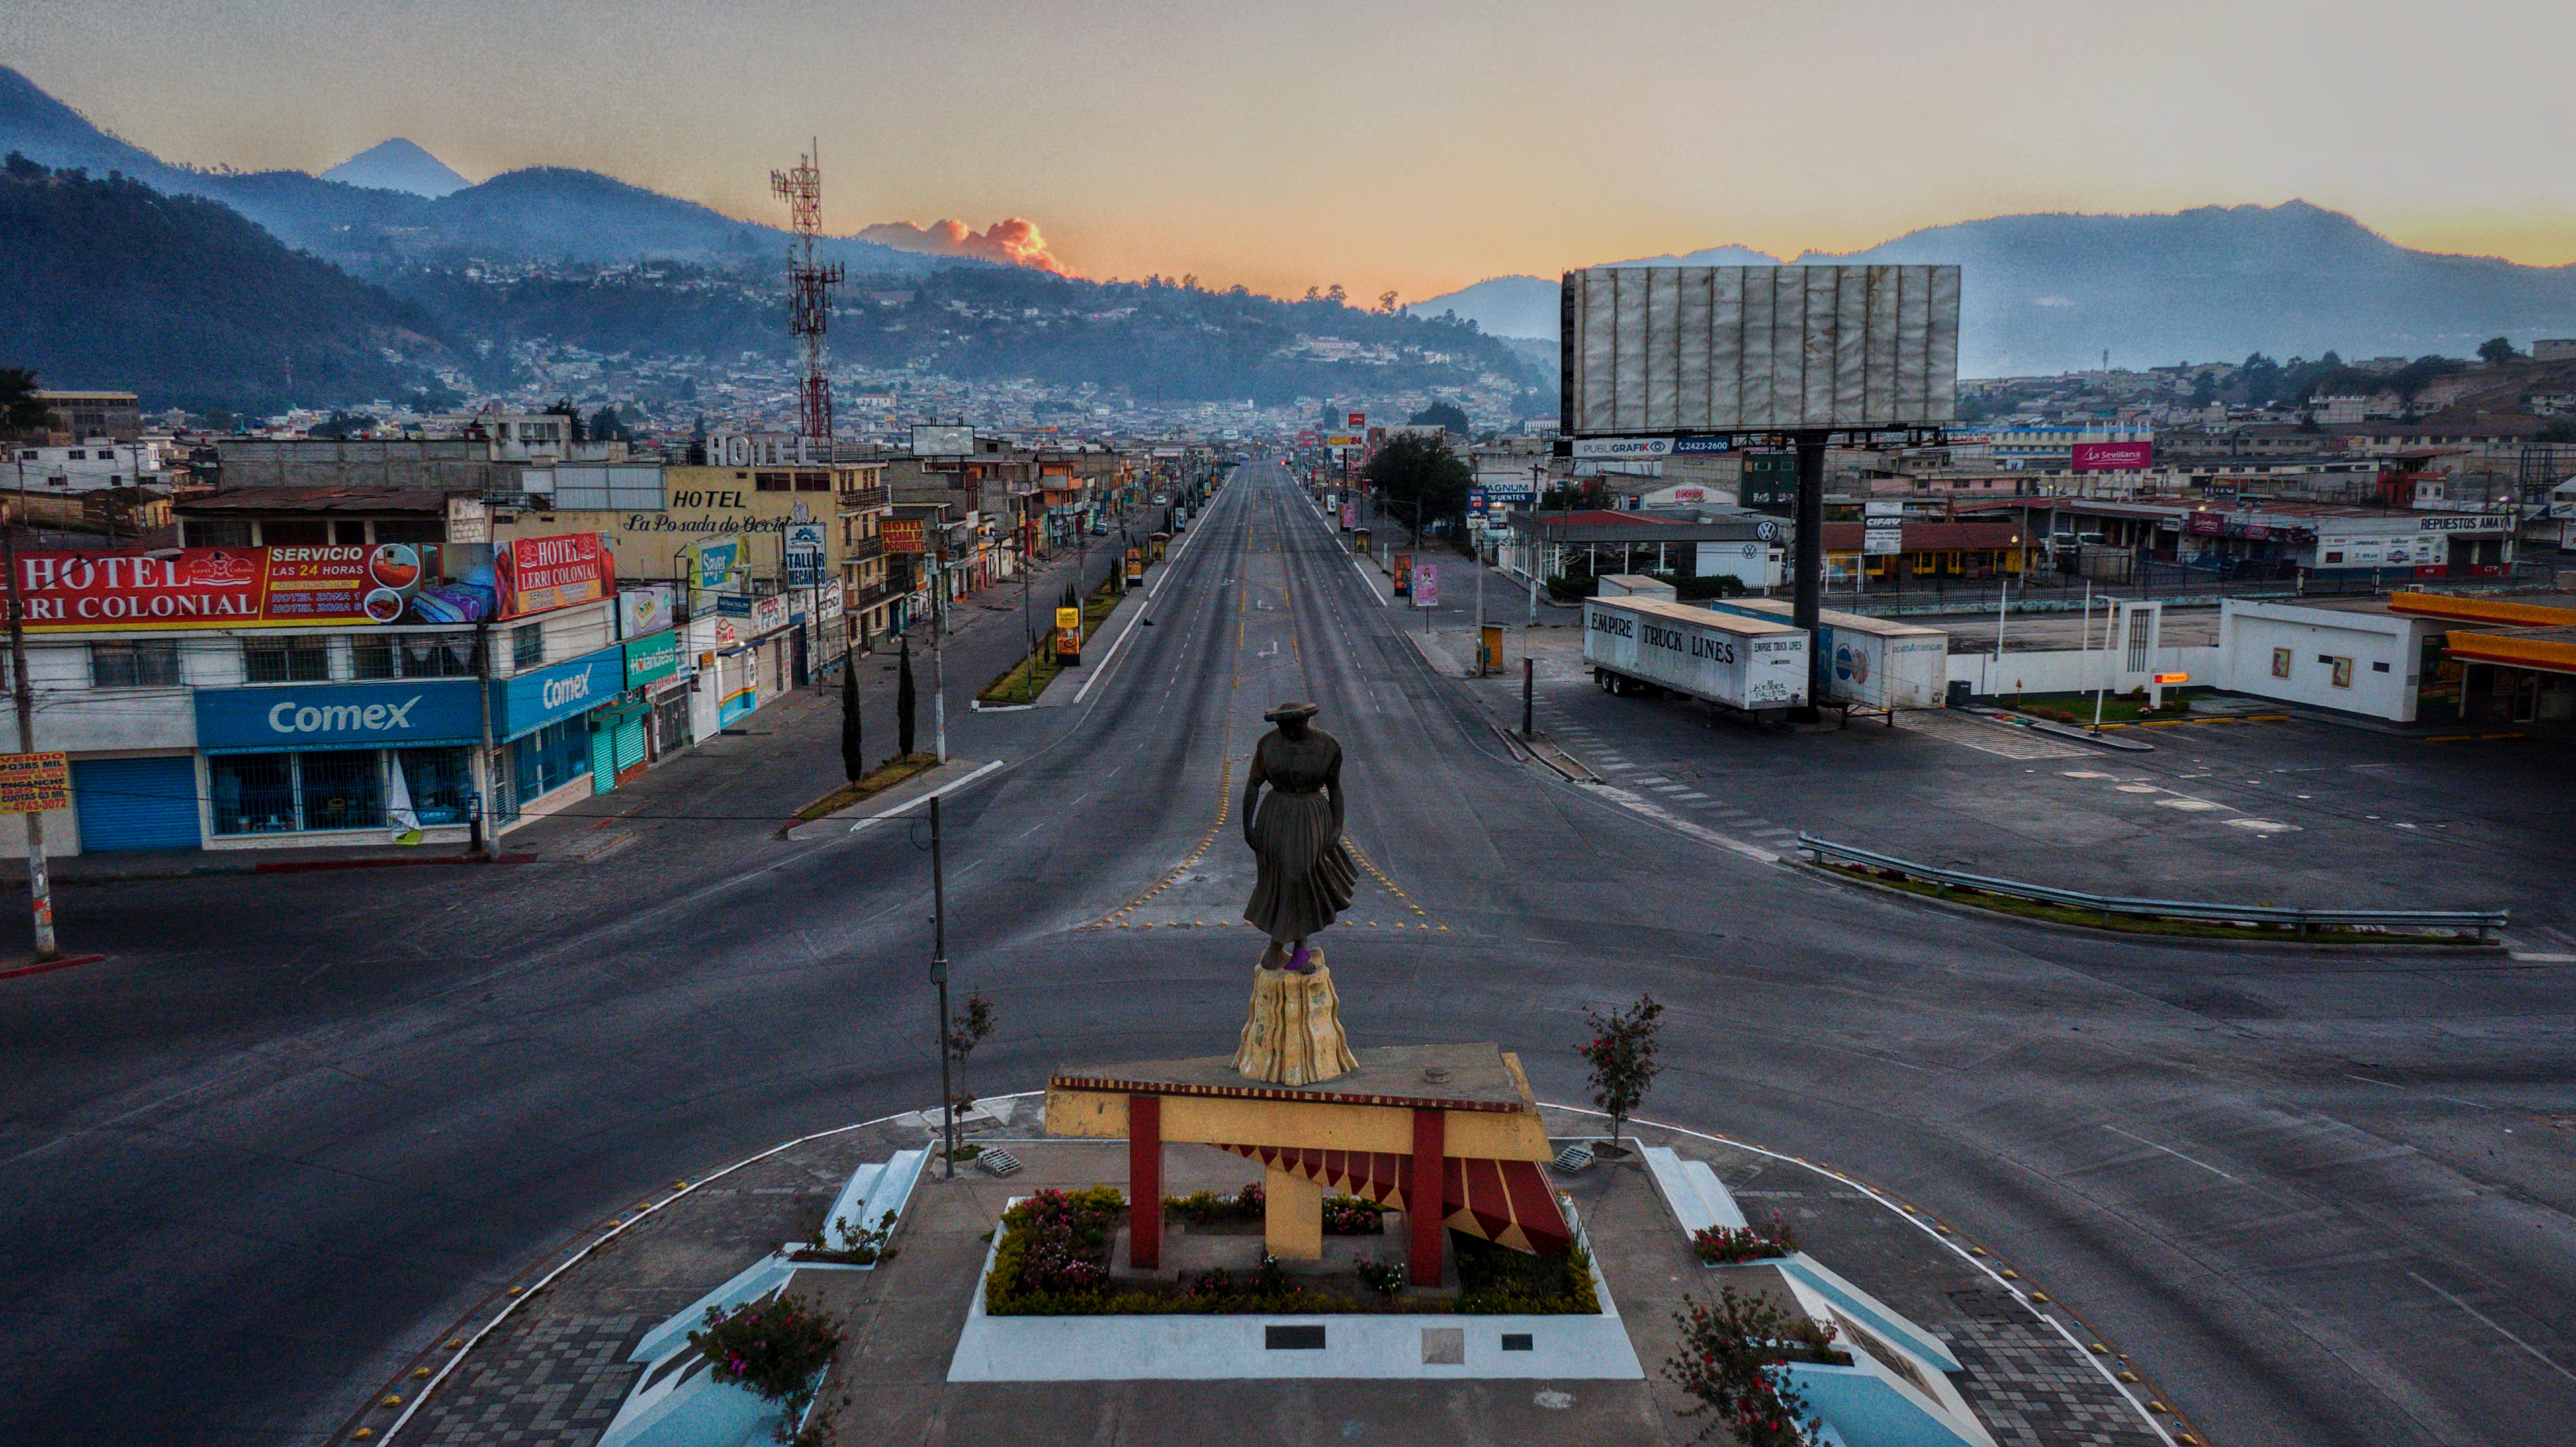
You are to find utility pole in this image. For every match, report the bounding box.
[1020,514,1036,703]
[932,530,949,762]
[931,793,956,1178]
[1793,430,1827,718]
[1994,533,2018,674]
[4,525,55,959]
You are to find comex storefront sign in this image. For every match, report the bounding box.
[492,647,626,740]
[196,680,483,753]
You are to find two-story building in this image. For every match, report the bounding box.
[3,487,679,857]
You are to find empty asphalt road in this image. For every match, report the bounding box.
[3,461,2571,1446]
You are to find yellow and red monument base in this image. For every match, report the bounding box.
[1045,1041,1569,1286]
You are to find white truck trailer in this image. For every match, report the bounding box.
[1699,598,1948,711]
[1583,595,1809,721]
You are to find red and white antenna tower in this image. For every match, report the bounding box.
[771,139,844,441]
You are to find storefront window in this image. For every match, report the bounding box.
[209,754,297,835]
[298,751,385,831]
[510,720,592,804]
[92,640,181,688]
[243,638,331,683]
[396,747,474,825]
[354,632,479,679]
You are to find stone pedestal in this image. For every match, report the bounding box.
[1232,958,1358,1086]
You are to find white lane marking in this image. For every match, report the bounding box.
[2511,951,2576,962]
[1589,784,1778,864]
[1072,598,1152,703]
[1347,554,1385,605]
[2102,1124,2241,1182]
[2406,1271,2576,1384]
[843,760,1006,834]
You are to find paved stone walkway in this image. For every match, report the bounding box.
[370,1105,2180,1447]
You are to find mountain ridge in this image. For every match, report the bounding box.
[0,66,939,274]
[1409,203,2576,375]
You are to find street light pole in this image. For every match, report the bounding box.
[1994,534,2018,682]
[3,524,56,959]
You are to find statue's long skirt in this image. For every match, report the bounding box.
[1243,789,1357,941]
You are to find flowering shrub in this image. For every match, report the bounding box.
[1663,1285,1833,1447]
[1165,1182,1265,1225]
[1323,1195,1387,1235]
[687,1293,843,1439]
[1691,1213,1800,1265]
[1356,1257,1407,1297]
[802,1205,896,1264]
[1010,1187,1122,1293]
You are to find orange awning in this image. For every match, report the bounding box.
[2390,592,2576,628]
[2445,627,2576,676]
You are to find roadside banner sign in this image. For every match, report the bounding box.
[1415,562,1439,608]
[1863,500,1906,556]
[2153,672,2190,684]
[0,752,70,813]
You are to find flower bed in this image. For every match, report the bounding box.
[687,1292,842,1437]
[1691,1214,1799,1266]
[1162,1183,1387,1236]
[981,1186,1596,1317]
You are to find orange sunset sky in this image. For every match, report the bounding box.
[6,0,2573,300]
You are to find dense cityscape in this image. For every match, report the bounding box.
[1,17,2573,1447]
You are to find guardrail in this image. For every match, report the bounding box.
[1795,835,2506,941]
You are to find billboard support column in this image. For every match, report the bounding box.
[1793,430,1827,720]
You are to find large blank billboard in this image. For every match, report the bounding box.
[1561,265,1959,434]
[911,424,977,457]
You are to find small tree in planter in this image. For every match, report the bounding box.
[943,991,998,1141]
[1664,1284,1835,1446]
[1576,992,1665,1155]
[688,1292,844,1442]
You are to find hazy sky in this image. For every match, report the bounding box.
[7,0,2574,299]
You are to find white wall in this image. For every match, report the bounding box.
[0,806,80,859]
[1953,644,2226,699]
[2215,600,2430,721]
[1696,541,1783,589]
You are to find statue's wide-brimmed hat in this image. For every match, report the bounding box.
[1263,701,1321,723]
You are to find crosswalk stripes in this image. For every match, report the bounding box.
[1530,700,1809,851]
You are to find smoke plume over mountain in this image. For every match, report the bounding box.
[855,218,1072,275]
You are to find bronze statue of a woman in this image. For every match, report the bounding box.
[1240,702,1358,973]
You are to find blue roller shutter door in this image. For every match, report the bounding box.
[72,757,203,852]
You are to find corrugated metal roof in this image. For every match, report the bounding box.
[176,487,451,514]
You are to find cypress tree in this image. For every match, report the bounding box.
[840,654,863,782]
[897,636,917,759]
